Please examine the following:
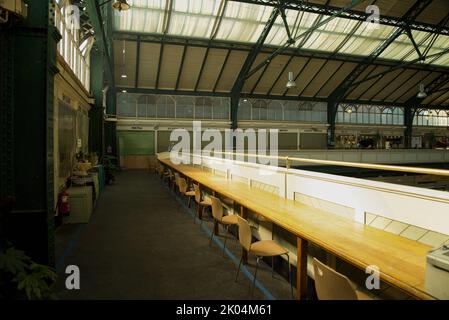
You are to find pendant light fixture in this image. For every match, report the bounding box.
[100,0,131,12]
[112,0,130,11]
[286,71,297,88]
[345,105,355,114]
[417,83,427,99]
[417,60,427,99]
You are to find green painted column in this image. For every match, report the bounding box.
[89,45,105,157]
[104,87,117,158]
[327,100,338,149]
[404,107,416,149]
[3,0,60,265]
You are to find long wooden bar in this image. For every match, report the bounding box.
[159,158,434,300]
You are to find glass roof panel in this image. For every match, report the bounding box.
[114,0,167,34]
[214,2,273,43]
[301,17,360,52]
[167,0,222,38]
[113,1,449,67]
[424,34,449,66]
[379,30,449,66]
[338,22,397,56]
[265,10,320,46]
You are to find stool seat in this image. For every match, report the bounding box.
[221,215,238,225]
[200,199,212,206]
[250,240,288,257]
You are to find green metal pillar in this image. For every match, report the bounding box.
[89,45,105,157]
[1,0,60,265]
[104,86,117,156]
[327,100,338,149]
[404,107,416,149]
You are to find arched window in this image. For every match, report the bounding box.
[211,97,230,120]
[267,101,283,121]
[312,102,327,122]
[137,95,148,118]
[284,101,300,121]
[298,101,313,122]
[238,99,252,120]
[117,93,137,117]
[156,95,175,118]
[175,96,195,119]
[147,95,157,118]
[370,106,381,124]
[336,105,345,123]
[252,100,268,120]
[381,107,393,125]
[392,107,403,125]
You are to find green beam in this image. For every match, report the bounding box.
[85,0,114,86]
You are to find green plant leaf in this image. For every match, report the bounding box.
[0,247,31,274]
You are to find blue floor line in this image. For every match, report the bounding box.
[164,183,276,300]
[56,224,86,273]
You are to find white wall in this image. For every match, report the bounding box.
[165,152,449,236]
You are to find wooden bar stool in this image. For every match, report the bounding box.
[209,196,238,256]
[312,258,372,300]
[235,216,293,298]
[193,184,211,224]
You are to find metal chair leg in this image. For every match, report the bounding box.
[209,221,215,247]
[251,257,261,298]
[200,206,205,226]
[188,196,192,208]
[193,203,199,224]
[272,256,275,278]
[223,225,229,257]
[235,254,243,282]
[286,253,293,299]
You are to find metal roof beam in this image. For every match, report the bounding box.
[113,32,449,74]
[330,0,433,102]
[230,0,449,35]
[245,0,365,80]
[230,5,281,128]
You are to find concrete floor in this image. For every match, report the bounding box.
[54,170,293,300]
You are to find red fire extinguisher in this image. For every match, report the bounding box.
[58,190,71,216]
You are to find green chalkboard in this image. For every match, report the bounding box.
[118,131,155,155]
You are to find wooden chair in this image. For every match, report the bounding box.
[193,184,211,224]
[312,258,372,300]
[178,178,195,207]
[174,172,180,192]
[165,168,175,187]
[235,216,293,298]
[158,164,171,182]
[209,196,238,256]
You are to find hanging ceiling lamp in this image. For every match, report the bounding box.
[113,0,130,11]
[286,71,296,88]
[417,83,427,99]
[417,60,427,99]
[345,105,355,114]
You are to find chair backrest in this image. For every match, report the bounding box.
[193,184,201,203]
[210,196,224,221]
[312,258,358,300]
[237,216,252,252]
[178,178,187,194]
[174,173,180,186]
